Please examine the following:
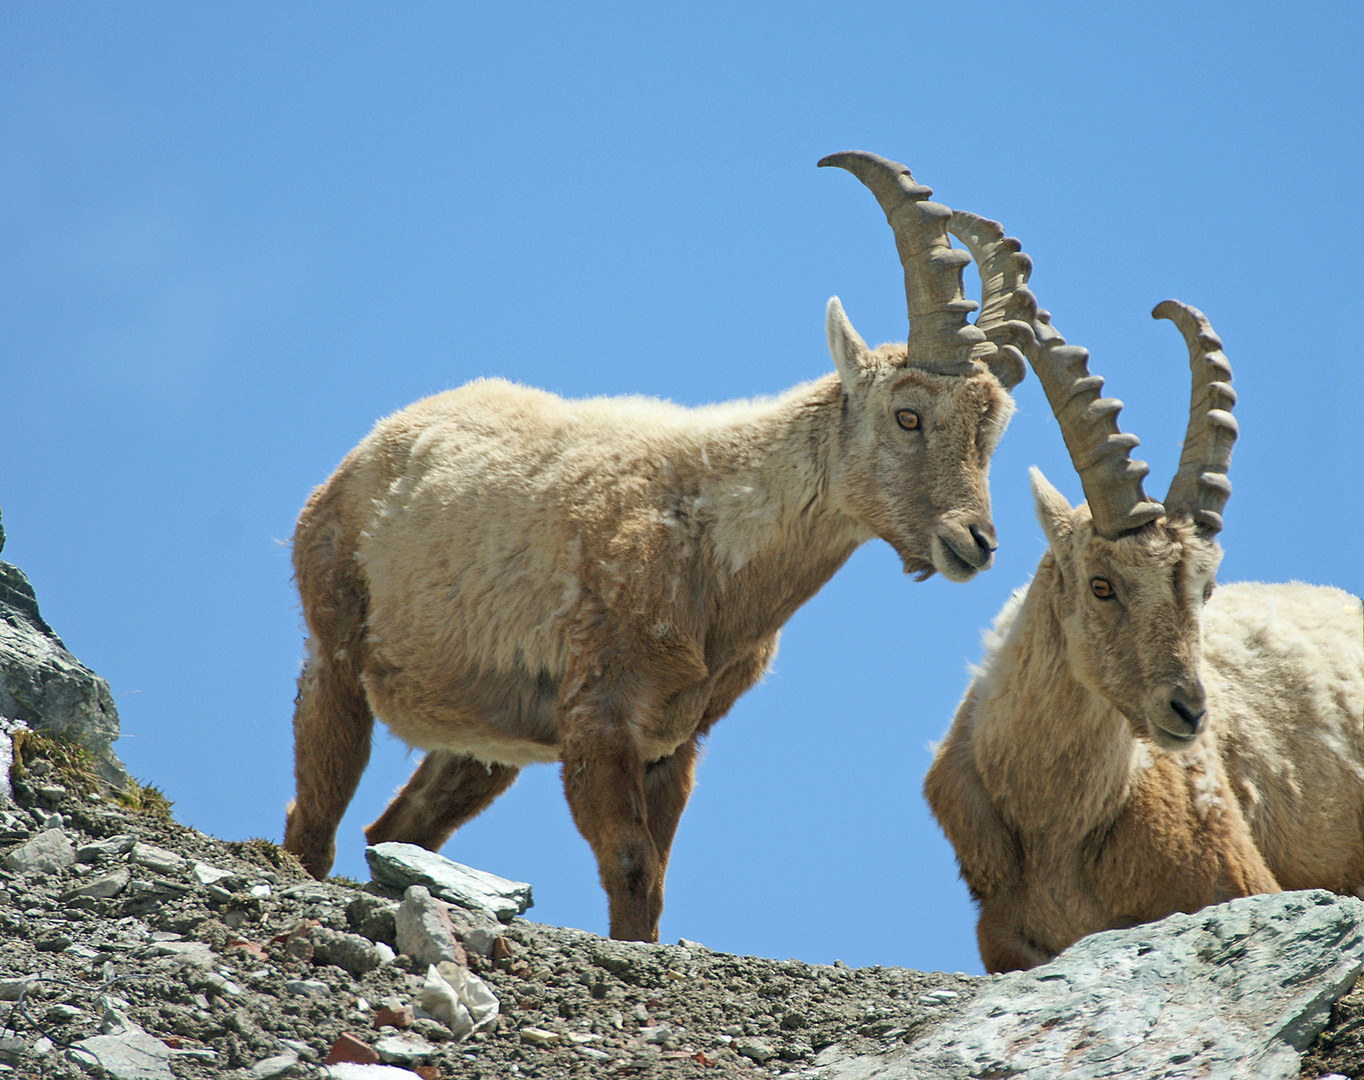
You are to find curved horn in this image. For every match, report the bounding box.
[946,210,1033,389]
[819,151,986,376]
[1014,291,1165,539]
[1154,301,1237,536]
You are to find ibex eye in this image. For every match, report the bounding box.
[895,408,921,431]
[1203,581,1215,602]
[1090,577,1114,600]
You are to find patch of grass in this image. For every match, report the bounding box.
[10,728,103,796]
[116,779,174,820]
[8,727,175,820]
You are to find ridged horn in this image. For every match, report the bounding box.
[819,151,986,377]
[1016,294,1165,539]
[1154,301,1237,536]
[946,210,1033,389]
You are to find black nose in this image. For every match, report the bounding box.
[969,524,998,560]
[1169,685,1207,733]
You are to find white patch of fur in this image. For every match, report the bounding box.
[1183,741,1225,819]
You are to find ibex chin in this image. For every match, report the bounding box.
[923,223,1364,971]
[283,152,1033,941]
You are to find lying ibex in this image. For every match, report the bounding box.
[282,153,1033,940]
[923,223,1364,971]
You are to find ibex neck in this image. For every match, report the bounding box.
[690,374,867,626]
[974,560,1143,838]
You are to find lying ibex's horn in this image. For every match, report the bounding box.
[1154,301,1236,536]
[1015,294,1165,539]
[819,151,987,378]
[946,210,1033,389]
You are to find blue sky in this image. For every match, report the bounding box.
[2,3,1360,975]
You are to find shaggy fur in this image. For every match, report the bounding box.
[284,299,1014,941]
[924,469,1364,972]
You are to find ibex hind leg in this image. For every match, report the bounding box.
[284,646,374,879]
[365,750,520,851]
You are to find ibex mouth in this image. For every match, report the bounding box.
[932,530,993,583]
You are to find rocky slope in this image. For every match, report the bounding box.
[3,733,1364,1080]
[0,735,984,1079]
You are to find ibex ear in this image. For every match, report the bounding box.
[1030,467,1077,549]
[826,297,870,386]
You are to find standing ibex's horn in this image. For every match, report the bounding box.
[1155,301,1237,536]
[1013,295,1166,540]
[819,151,988,378]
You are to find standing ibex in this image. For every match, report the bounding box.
[283,152,1032,941]
[923,219,1364,971]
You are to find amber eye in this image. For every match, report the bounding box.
[895,408,921,431]
[1090,577,1114,600]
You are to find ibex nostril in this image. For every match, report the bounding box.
[970,525,998,558]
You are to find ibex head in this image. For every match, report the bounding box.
[820,152,1029,582]
[1015,293,1237,750]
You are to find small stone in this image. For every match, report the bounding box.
[918,989,959,1005]
[312,925,384,977]
[521,1027,561,1046]
[77,834,137,863]
[63,865,131,900]
[72,1026,176,1080]
[347,894,399,948]
[374,1034,437,1063]
[735,1037,775,1063]
[240,1050,300,1079]
[374,1005,414,1030]
[460,925,500,958]
[366,843,532,923]
[36,784,67,801]
[324,1032,380,1066]
[284,979,331,1000]
[395,886,468,968]
[129,842,186,874]
[3,828,74,874]
[191,862,234,886]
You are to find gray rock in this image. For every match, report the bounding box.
[77,833,137,862]
[824,891,1364,1080]
[347,893,399,948]
[461,925,500,958]
[395,885,466,967]
[70,1026,176,1080]
[366,842,532,922]
[310,925,384,977]
[129,841,187,874]
[284,979,330,999]
[0,807,29,838]
[62,865,130,899]
[0,977,35,1001]
[238,1050,301,1078]
[3,826,74,874]
[374,1033,437,1063]
[0,519,130,791]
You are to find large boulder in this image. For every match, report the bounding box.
[822,890,1364,1080]
[0,509,129,790]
